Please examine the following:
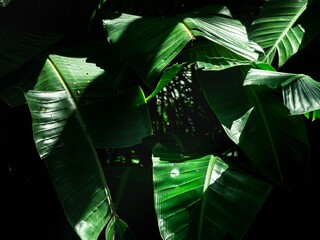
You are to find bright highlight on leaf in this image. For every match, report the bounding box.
[222,107,254,144]
[244,69,320,116]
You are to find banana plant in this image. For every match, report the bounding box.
[1,0,319,239]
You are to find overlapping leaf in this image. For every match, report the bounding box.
[2,35,153,239]
[0,36,152,147]
[0,28,61,80]
[249,0,308,67]
[152,149,272,240]
[103,6,259,91]
[103,13,193,89]
[25,90,114,240]
[244,68,320,117]
[198,67,310,186]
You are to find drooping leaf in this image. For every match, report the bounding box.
[178,39,254,71]
[198,66,310,186]
[181,7,259,62]
[152,147,272,240]
[249,0,308,67]
[103,13,193,89]
[244,68,320,116]
[103,5,259,90]
[0,35,152,147]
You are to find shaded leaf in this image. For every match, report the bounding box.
[198,67,310,186]
[0,27,61,80]
[0,36,152,147]
[105,217,136,240]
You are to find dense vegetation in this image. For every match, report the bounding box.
[1,0,320,239]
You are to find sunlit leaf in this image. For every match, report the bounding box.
[198,67,310,186]
[25,90,114,240]
[249,0,307,67]
[103,13,193,89]
[244,68,320,115]
[153,149,272,240]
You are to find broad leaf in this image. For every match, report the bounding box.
[181,8,259,62]
[25,90,115,240]
[103,13,193,89]
[0,36,152,147]
[249,0,308,67]
[178,39,254,71]
[152,148,272,240]
[103,5,259,90]
[2,35,153,238]
[244,68,320,116]
[198,66,310,186]
[0,27,61,80]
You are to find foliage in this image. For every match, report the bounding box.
[1,0,320,239]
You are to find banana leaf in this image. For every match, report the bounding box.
[0,28,62,81]
[1,34,153,239]
[197,66,310,187]
[244,68,320,117]
[25,89,115,240]
[152,144,272,240]
[0,35,152,147]
[248,0,308,68]
[103,5,259,90]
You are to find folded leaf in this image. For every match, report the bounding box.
[198,67,310,186]
[244,68,320,115]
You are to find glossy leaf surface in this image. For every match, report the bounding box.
[249,0,307,67]
[0,36,152,147]
[198,67,310,186]
[25,90,114,240]
[103,6,259,90]
[244,68,320,116]
[153,150,272,240]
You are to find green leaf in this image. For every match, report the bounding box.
[4,35,153,238]
[103,13,193,89]
[152,150,272,240]
[0,0,12,7]
[244,69,320,115]
[198,67,310,186]
[103,6,259,89]
[181,9,259,62]
[0,27,62,80]
[81,86,152,148]
[222,107,254,144]
[179,39,253,71]
[249,0,308,67]
[0,36,152,147]
[105,217,136,240]
[25,90,114,240]
[146,63,185,101]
